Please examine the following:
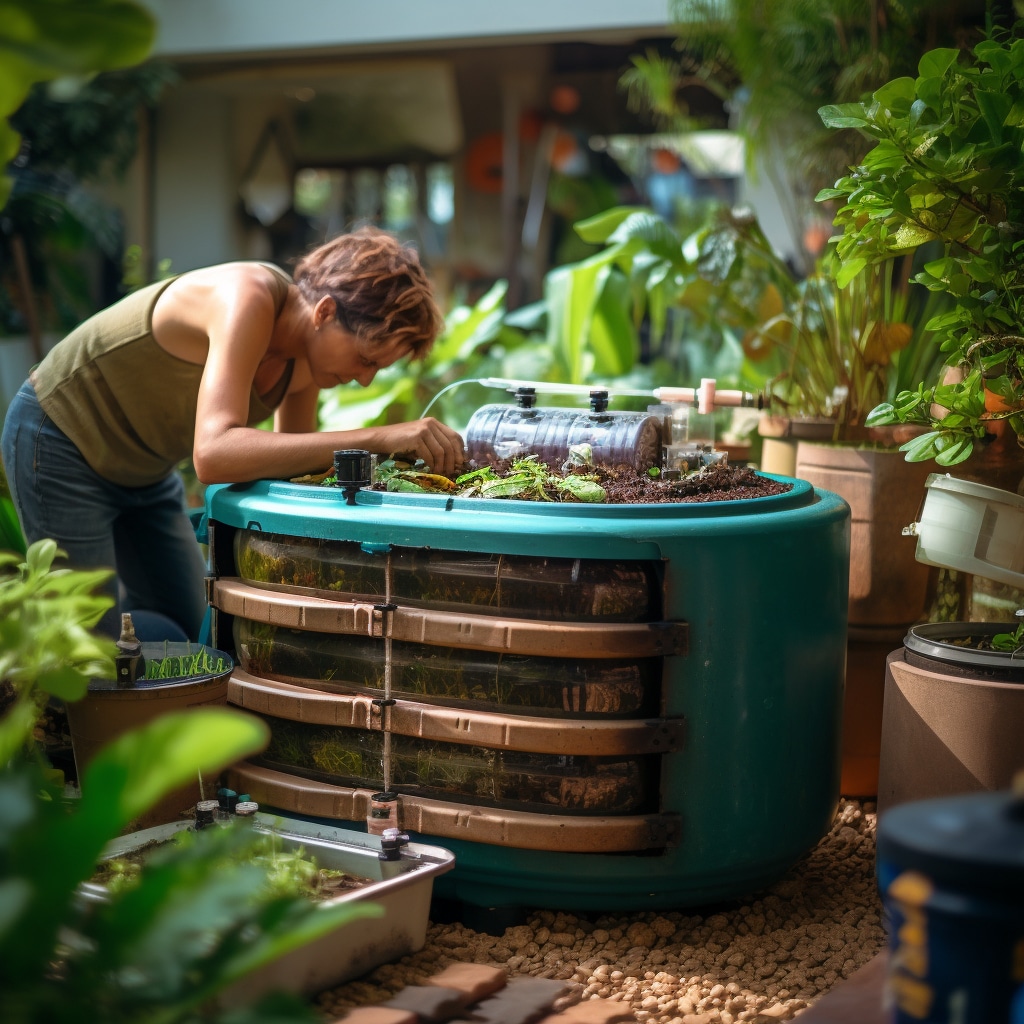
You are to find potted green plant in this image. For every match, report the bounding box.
[0,539,382,1023]
[818,22,1024,470]
[621,0,986,271]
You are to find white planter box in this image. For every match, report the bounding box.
[80,812,455,1000]
[905,473,1024,588]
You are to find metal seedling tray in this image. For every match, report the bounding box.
[79,812,455,999]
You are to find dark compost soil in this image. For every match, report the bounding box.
[593,462,792,504]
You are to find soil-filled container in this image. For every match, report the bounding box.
[66,642,234,829]
[877,787,1024,1023]
[79,811,455,1001]
[878,623,1024,813]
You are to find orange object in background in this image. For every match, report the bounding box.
[651,147,681,175]
[549,84,580,114]
[549,129,580,173]
[465,133,504,193]
[803,220,832,256]
[518,109,544,144]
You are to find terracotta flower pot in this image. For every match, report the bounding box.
[795,439,933,629]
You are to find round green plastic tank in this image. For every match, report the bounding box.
[199,475,850,910]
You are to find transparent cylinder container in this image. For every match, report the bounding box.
[233,619,657,718]
[253,713,655,815]
[233,531,660,623]
[464,404,663,472]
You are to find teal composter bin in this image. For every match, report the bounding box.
[197,475,849,911]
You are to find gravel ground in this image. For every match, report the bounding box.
[316,799,884,1022]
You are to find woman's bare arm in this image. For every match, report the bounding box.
[189,272,464,482]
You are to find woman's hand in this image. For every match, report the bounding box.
[378,417,465,477]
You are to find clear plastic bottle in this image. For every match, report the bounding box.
[464,404,663,471]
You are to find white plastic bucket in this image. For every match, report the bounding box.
[904,474,1024,588]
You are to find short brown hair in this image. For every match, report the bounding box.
[293,226,443,358]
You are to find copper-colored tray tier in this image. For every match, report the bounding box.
[228,669,683,756]
[212,578,688,659]
[228,761,680,853]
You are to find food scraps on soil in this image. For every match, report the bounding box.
[294,448,792,505]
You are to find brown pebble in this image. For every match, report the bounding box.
[754,1006,792,1020]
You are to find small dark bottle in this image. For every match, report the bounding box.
[333,449,372,505]
[379,827,409,862]
[194,799,219,830]
[217,787,239,817]
[115,612,145,687]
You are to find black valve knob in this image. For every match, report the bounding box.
[333,449,372,505]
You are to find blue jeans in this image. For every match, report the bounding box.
[1,380,207,640]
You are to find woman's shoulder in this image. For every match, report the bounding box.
[174,261,292,309]
[183,260,292,285]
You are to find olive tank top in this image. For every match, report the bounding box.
[32,263,294,487]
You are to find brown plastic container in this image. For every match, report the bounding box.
[878,626,1024,813]
[65,642,234,830]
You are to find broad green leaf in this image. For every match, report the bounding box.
[864,403,896,426]
[34,664,90,702]
[977,89,1013,143]
[934,436,973,465]
[818,103,867,129]
[892,222,936,249]
[873,77,917,110]
[573,205,649,244]
[24,538,58,575]
[318,376,415,433]
[899,431,941,461]
[918,48,960,79]
[835,257,867,288]
[587,269,638,377]
[79,709,270,830]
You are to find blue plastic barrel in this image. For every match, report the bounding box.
[877,788,1024,1023]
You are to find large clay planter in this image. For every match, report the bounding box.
[756,416,837,477]
[793,437,935,798]
[878,623,1024,813]
[795,442,934,628]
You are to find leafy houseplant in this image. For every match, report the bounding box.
[621,0,985,270]
[818,23,1024,467]
[0,540,379,1023]
[567,203,947,440]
